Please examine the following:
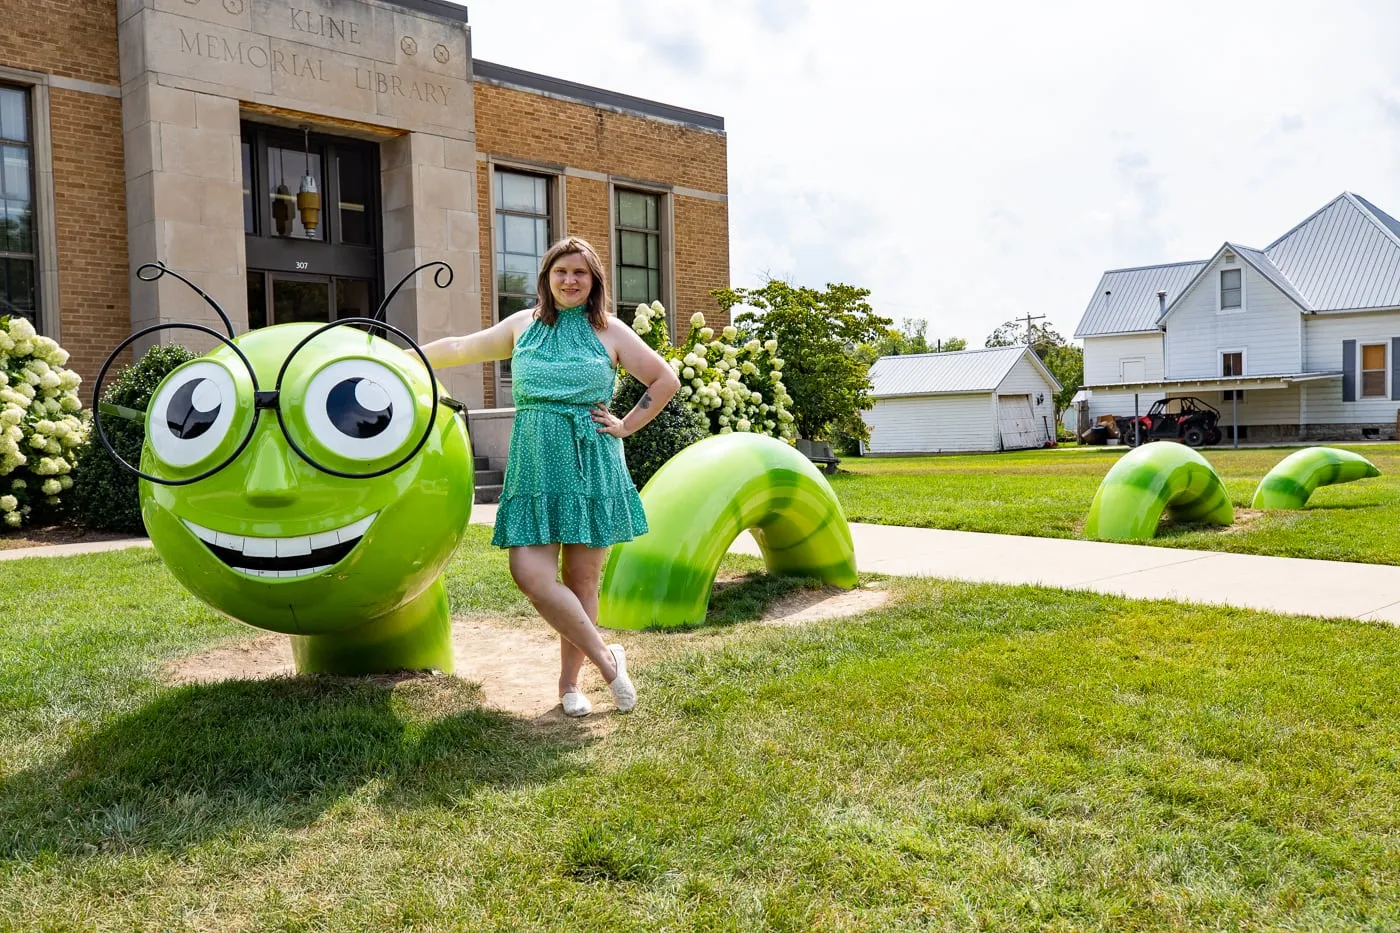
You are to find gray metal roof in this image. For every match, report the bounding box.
[868,346,1059,398]
[1229,244,1312,310]
[1264,192,1400,311]
[1072,261,1206,337]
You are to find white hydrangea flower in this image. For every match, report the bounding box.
[0,407,20,426]
[0,495,15,511]
[3,511,20,528]
[694,358,708,372]
[0,332,13,352]
[12,339,33,357]
[651,300,666,315]
[742,361,757,375]
[772,359,785,370]
[719,426,733,434]
[764,339,778,353]
[41,478,61,496]
[59,370,80,389]
[15,383,34,400]
[679,386,692,398]
[722,325,738,339]
[59,474,73,490]
[682,366,695,380]
[690,311,704,327]
[11,478,25,490]
[736,419,751,432]
[34,420,55,436]
[699,327,714,342]
[634,319,652,335]
[9,317,36,340]
[61,396,81,412]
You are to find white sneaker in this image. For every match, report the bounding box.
[606,644,637,713]
[561,690,592,718]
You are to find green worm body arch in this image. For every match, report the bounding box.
[1085,442,1233,540]
[599,432,857,630]
[1251,446,1380,509]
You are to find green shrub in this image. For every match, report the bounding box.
[70,344,197,533]
[611,373,709,491]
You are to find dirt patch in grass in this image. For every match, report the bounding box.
[0,521,137,551]
[760,584,893,626]
[164,586,893,718]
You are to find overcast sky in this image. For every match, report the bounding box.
[458,0,1400,347]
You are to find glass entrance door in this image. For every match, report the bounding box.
[247,271,376,328]
[241,121,381,332]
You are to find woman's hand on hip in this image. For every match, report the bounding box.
[591,404,630,438]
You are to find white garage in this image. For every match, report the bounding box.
[861,346,1062,454]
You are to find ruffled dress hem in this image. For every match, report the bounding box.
[491,491,649,549]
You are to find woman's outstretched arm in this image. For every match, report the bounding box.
[420,308,532,369]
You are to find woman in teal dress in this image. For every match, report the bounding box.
[422,236,680,716]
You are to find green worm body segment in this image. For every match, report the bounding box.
[599,432,857,630]
[1085,442,1233,540]
[1251,447,1380,509]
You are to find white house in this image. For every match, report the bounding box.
[1074,192,1400,443]
[861,347,1061,454]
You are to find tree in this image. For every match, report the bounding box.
[853,319,966,366]
[713,280,892,442]
[985,318,1084,421]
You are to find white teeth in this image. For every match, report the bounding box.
[275,536,312,558]
[338,514,375,543]
[308,530,340,551]
[181,513,378,576]
[235,565,331,580]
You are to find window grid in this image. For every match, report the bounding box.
[614,188,662,322]
[0,84,37,326]
[1220,269,1242,310]
[494,169,552,380]
[1361,343,1387,398]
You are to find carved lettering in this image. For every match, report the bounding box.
[178,28,324,81]
[353,67,449,107]
[288,6,362,46]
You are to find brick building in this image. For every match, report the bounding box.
[0,0,729,417]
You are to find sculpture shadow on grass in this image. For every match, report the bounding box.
[0,674,592,860]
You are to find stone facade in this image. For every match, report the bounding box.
[2,0,730,417]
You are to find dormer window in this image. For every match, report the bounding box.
[1220,268,1242,311]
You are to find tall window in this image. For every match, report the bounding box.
[1219,268,1242,311]
[1361,343,1387,398]
[614,188,662,322]
[1221,350,1244,402]
[0,85,36,326]
[494,170,551,380]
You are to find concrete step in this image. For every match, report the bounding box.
[474,485,503,504]
[475,469,504,486]
[473,455,490,471]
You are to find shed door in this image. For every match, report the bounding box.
[997,394,1040,450]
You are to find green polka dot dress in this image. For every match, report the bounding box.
[491,305,649,549]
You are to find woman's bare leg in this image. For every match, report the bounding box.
[509,544,618,685]
[559,544,607,695]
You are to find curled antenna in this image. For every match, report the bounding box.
[136,261,236,338]
[373,261,453,323]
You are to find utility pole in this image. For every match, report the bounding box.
[1017,312,1046,347]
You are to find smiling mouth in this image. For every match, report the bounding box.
[181,513,377,579]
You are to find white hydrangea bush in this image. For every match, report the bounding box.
[0,315,88,528]
[630,301,795,442]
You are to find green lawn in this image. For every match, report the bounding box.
[3,529,1400,929]
[832,443,1400,564]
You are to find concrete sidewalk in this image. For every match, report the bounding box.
[6,504,1398,625]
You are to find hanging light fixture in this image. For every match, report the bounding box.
[296,125,321,239]
[272,141,294,237]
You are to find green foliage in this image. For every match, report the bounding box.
[70,344,197,533]
[984,318,1084,419]
[610,372,710,490]
[852,319,968,367]
[714,280,892,442]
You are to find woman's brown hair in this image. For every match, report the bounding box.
[534,235,610,330]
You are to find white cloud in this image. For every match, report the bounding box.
[459,0,1400,345]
